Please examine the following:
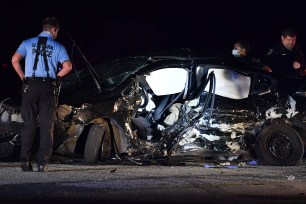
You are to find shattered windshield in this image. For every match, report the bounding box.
[62,48,192,91]
[95,57,150,89]
[62,57,150,91]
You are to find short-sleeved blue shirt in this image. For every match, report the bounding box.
[16,31,70,79]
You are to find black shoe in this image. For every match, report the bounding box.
[37,164,47,172]
[21,160,33,172]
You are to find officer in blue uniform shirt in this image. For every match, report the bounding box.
[11,17,72,172]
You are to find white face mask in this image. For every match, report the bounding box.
[232,49,240,57]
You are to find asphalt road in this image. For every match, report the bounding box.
[0,157,306,204]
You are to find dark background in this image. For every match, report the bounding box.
[2,0,306,65]
[1,0,306,103]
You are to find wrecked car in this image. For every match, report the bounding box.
[1,49,306,166]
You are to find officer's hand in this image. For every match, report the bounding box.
[22,78,28,87]
[293,61,301,69]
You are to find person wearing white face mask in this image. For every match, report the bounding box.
[232,40,272,72]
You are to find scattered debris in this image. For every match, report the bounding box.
[288,175,295,181]
[110,168,117,173]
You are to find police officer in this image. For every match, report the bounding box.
[266,28,305,76]
[11,17,72,172]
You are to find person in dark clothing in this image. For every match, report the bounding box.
[266,28,306,76]
[11,17,72,172]
[232,40,272,72]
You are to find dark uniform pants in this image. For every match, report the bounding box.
[20,78,57,165]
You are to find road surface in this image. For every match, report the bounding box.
[0,157,305,204]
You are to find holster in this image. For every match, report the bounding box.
[22,78,29,93]
[53,77,62,96]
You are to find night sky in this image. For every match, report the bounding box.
[2,0,306,68]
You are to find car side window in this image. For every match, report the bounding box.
[250,74,276,96]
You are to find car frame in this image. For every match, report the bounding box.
[1,49,306,166]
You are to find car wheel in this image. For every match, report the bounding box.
[84,123,109,164]
[255,123,304,166]
[100,126,112,161]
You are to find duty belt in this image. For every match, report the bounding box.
[25,77,56,82]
